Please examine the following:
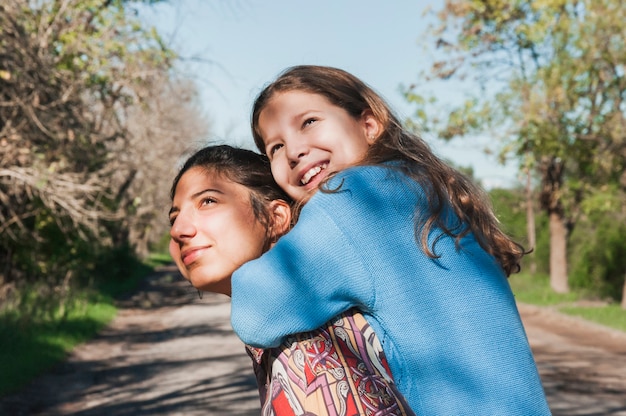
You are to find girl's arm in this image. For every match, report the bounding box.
[231,171,377,348]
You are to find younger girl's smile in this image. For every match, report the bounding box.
[300,162,328,186]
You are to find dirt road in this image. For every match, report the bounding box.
[1,265,626,415]
[518,303,626,415]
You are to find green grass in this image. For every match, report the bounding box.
[146,252,174,267]
[509,272,580,306]
[0,255,161,397]
[510,272,626,333]
[0,293,117,396]
[560,304,626,333]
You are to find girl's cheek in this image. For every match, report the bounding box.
[168,239,179,257]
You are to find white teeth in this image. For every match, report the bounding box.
[301,164,327,185]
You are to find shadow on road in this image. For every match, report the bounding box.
[536,346,626,416]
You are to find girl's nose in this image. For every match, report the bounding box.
[170,213,196,241]
[286,143,309,169]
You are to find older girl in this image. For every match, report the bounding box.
[169,145,414,415]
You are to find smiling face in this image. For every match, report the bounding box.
[258,90,380,202]
[168,167,269,296]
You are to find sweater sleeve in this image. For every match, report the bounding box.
[231,171,376,348]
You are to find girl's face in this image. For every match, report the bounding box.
[169,167,269,296]
[258,90,379,202]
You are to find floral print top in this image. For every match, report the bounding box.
[246,309,415,416]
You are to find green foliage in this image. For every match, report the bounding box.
[509,272,626,333]
[569,207,626,301]
[92,244,154,298]
[0,0,204,396]
[0,248,155,397]
[559,305,626,333]
[489,188,527,242]
[146,252,175,268]
[531,212,550,275]
[0,291,116,396]
[509,272,580,305]
[409,0,626,296]
[150,231,173,258]
[0,0,201,307]
[491,186,625,300]
[1,0,170,273]
[488,187,550,274]
[412,0,626,188]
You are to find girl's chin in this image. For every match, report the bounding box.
[295,176,328,200]
[191,273,229,292]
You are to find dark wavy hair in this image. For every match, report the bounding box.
[170,145,292,247]
[251,65,527,276]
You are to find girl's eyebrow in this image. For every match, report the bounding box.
[294,109,320,119]
[192,188,224,199]
[169,187,226,217]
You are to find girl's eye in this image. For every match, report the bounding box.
[169,215,177,226]
[200,197,217,207]
[268,143,283,157]
[303,118,316,128]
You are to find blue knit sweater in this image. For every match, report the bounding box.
[231,165,550,415]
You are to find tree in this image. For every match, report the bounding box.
[406,0,626,297]
[120,77,210,258]
[0,0,208,290]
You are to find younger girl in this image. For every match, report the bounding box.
[168,145,414,415]
[230,66,551,415]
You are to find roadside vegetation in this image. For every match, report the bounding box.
[0,0,205,398]
[406,0,626,303]
[0,251,170,397]
[492,186,626,333]
[509,272,626,333]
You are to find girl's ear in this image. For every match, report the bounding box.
[361,109,382,144]
[269,199,292,240]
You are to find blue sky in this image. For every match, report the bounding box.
[144,0,519,188]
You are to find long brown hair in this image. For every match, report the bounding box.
[251,65,526,276]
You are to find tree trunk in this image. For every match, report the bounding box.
[525,169,537,274]
[549,211,569,293]
[539,156,569,293]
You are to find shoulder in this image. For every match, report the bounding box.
[300,163,421,229]
[326,164,402,186]
[318,164,408,198]
[314,163,422,206]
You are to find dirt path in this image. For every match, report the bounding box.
[518,303,626,415]
[1,265,626,415]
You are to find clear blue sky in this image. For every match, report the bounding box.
[143,0,519,188]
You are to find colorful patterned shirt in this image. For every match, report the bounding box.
[246,309,414,416]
